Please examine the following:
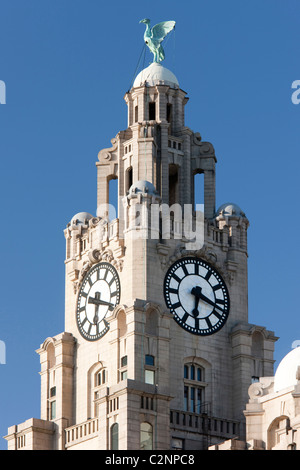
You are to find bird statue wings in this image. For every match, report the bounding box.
[140,19,176,63]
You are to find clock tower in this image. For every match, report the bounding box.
[5,34,277,452]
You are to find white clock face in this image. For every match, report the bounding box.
[76,262,120,341]
[164,257,230,336]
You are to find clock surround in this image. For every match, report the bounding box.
[164,257,230,336]
[76,262,120,341]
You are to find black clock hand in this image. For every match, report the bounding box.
[192,296,200,317]
[88,296,114,308]
[89,292,100,324]
[93,310,99,324]
[191,286,217,310]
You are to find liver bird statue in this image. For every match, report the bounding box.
[140,19,176,63]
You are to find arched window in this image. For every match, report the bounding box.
[95,368,107,387]
[267,416,290,450]
[183,363,205,413]
[149,102,156,120]
[193,171,204,210]
[89,364,107,418]
[251,331,264,356]
[111,423,119,450]
[46,343,56,421]
[140,422,153,450]
[47,343,56,369]
[125,167,133,193]
[167,103,172,124]
[108,176,118,220]
[145,308,158,336]
[251,331,264,381]
[118,310,127,338]
[169,164,179,206]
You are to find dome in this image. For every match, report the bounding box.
[129,180,158,196]
[216,203,246,218]
[69,212,93,227]
[274,347,300,392]
[133,62,179,89]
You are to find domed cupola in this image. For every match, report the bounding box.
[215,203,249,252]
[274,347,300,392]
[128,180,159,197]
[124,62,187,134]
[216,203,246,219]
[133,62,179,90]
[68,212,93,230]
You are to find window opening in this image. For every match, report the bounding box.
[121,356,127,367]
[140,423,153,450]
[169,164,179,206]
[111,423,119,450]
[145,355,154,366]
[108,177,118,220]
[149,102,156,120]
[193,172,204,211]
[126,167,133,193]
[183,363,205,414]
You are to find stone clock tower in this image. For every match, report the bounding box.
[5,45,277,451]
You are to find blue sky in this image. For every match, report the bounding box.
[0,0,299,449]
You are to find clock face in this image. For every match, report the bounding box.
[164,257,230,336]
[76,262,120,341]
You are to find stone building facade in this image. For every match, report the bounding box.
[5,61,277,450]
[209,347,300,450]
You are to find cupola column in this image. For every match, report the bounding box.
[156,85,168,123]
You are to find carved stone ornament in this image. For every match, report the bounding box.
[193,132,202,144]
[248,377,274,401]
[158,244,233,284]
[73,248,124,293]
[192,132,215,155]
[98,137,118,163]
[88,216,102,228]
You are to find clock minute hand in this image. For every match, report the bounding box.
[93,310,99,324]
[89,292,100,324]
[191,286,216,309]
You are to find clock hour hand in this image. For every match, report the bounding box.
[191,286,216,309]
[88,295,114,308]
[192,295,200,317]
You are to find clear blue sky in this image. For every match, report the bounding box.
[0,0,299,449]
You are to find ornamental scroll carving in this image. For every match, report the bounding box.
[248,377,274,401]
[98,137,118,163]
[192,132,215,155]
[73,248,123,293]
[158,243,231,278]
